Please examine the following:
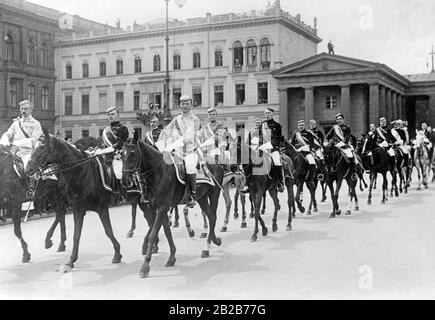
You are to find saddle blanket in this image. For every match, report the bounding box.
[167,153,215,186]
[251,151,273,178]
[387,148,395,157]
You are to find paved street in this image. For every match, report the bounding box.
[1,173,435,300]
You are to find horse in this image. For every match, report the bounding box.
[121,134,224,278]
[281,141,318,216]
[358,136,393,205]
[413,132,431,190]
[392,145,411,194]
[26,130,124,272]
[322,143,359,218]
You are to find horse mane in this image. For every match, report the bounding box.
[50,135,87,161]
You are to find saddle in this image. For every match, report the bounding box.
[166,152,215,187]
[11,155,25,178]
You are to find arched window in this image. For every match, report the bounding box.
[99,60,106,77]
[27,39,35,65]
[134,56,142,73]
[5,33,14,60]
[233,41,243,72]
[215,48,223,67]
[82,61,89,78]
[193,51,201,69]
[116,58,123,75]
[40,42,49,67]
[246,40,257,71]
[173,52,181,70]
[153,54,161,72]
[260,38,271,71]
[65,62,72,79]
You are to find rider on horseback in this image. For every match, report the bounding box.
[392,119,410,166]
[156,95,201,208]
[198,107,226,164]
[144,116,161,149]
[0,100,43,199]
[375,117,396,157]
[324,113,358,181]
[292,120,320,180]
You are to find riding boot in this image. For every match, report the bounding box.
[275,165,284,193]
[26,177,37,200]
[349,160,358,181]
[240,165,252,193]
[116,179,128,202]
[186,174,197,208]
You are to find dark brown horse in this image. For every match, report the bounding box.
[121,135,224,278]
[26,131,123,272]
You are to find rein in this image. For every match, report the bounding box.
[122,141,165,180]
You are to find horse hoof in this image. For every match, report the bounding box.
[112,254,122,264]
[354,206,360,212]
[417,187,421,191]
[250,235,257,242]
[139,264,150,278]
[173,222,180,228]
[214,237,222,247]
[45,239,53,249]
[201,250,210,259]
[241,222,247,229]
[165,258,176,268]
[292,213,296,219]
[126,231,134,238]
[313,208,318,213]
[345,210,351,216]
[57,245,66,252]
[152,246,159,254]
[262,227,268,237]
[321,197,327,203]
[329,213,336,219]
[249,214,254,219]
[220,226,228,233]
[272,224,278,233]
[381,200,385,204]
[200,233,208,239]
[306,211,312,216]
[300,208,306,214]
[261,210,265,215]
[60,264,73,273]
[234,213,239,220]
[405,190,408,194]
[286,225,292,232]
[22,253,31,264]
[336,210,341,216]
[189,230,195,238]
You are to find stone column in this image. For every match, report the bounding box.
[340,84,351,124]
[397,94,403,120]
[391,91,397,121]
[304,87,314,124]
[402,96,407,121]
[430,95,435,127]
[279,88,289,139]
[385,88,392,123]
[369,83,380,126]
[379,86,386,121]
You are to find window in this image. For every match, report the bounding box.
[42,87,49,110]
[82,63,89,78]
[66,63,72,79]
[5,34,14,60]
[235,84,245,105]
[98,92,107,113]
[27,40,35,65]
[116,91,124,110]
[134,90,141,111]
[215,49,223,67]
[82,130,89,138]
[173,53,181,70]
[247,40,257,71]
[134,128,142,140]
[148,93,162,110]
[192,86,202,107]
[258,82,268,104]
[28,85,36,105]
[193,52,201,69]
[65,95,73,115]
[134,57,142,73]
[233,41,244,72]
[260,38,271,71]
[99,61,106,77]
[9,81,18,107]
[40,43,49,68]
[214,84,224,106]
[326,96,338,109]
[116,59,123,75]
[82,94,89,115]
[153,55,161,72]
[173,88,181,107]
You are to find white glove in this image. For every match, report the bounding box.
[379,141,389,148]
[259,142,273,151]
[251,137,259,145]
[297,145,310,153]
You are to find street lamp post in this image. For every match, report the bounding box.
[163,0,172,124]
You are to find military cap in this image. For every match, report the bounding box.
[254,118,262,123]
[207,107,217,114]
[19,100,32,107]
[265,107,275,113]
[180,95,192,102]
[298,120,305,125]
[106,106,117,113]
[335,113,344,120]
[150,116,159,122]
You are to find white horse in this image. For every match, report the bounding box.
[413,131,431,190]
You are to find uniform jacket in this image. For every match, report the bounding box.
[310,128,325,146]
[0,116,43,156]
[325,124,352,144]
[261,119,283,151]
[145,127,162,148]
[102,121,129,150]
[291,129,317,150]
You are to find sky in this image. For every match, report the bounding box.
[29,0,435,75]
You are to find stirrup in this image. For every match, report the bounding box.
[277,183,284,193]
[351,173,358,181]
[186,196,196,208]
[26,190,35,200]
[317,174,325,182]
[240,186,250,194]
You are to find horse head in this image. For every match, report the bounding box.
[121,134,140,189]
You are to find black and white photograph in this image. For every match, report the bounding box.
[1,0,435,302]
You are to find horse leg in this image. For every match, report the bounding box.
[126,202,137,238]
[62,210,85,272]
[250,194,262,242]
[97,207,122,264]
[328,181,337,218]
[234,190,239,220]
[220,186,231,233]
[269,187,280,232]
[161,212,176,267]
[367,172,374,205]
[57,208,67,252]
[295,182,305,214]
[12,206,31,263]
[261,193,266,215]
[382,173,388,203]
[45,216,59,249]
[139,211,165,278]
[334,179,343,216]
[198,195,220,258]
[173,206,180,228]
[286,177,295,231]
[249,194,254,219]
[416,166,422,190]
[240,191,247,228]
[200,210,208,239]
[321,181,327,202]
[183,206,195,238]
